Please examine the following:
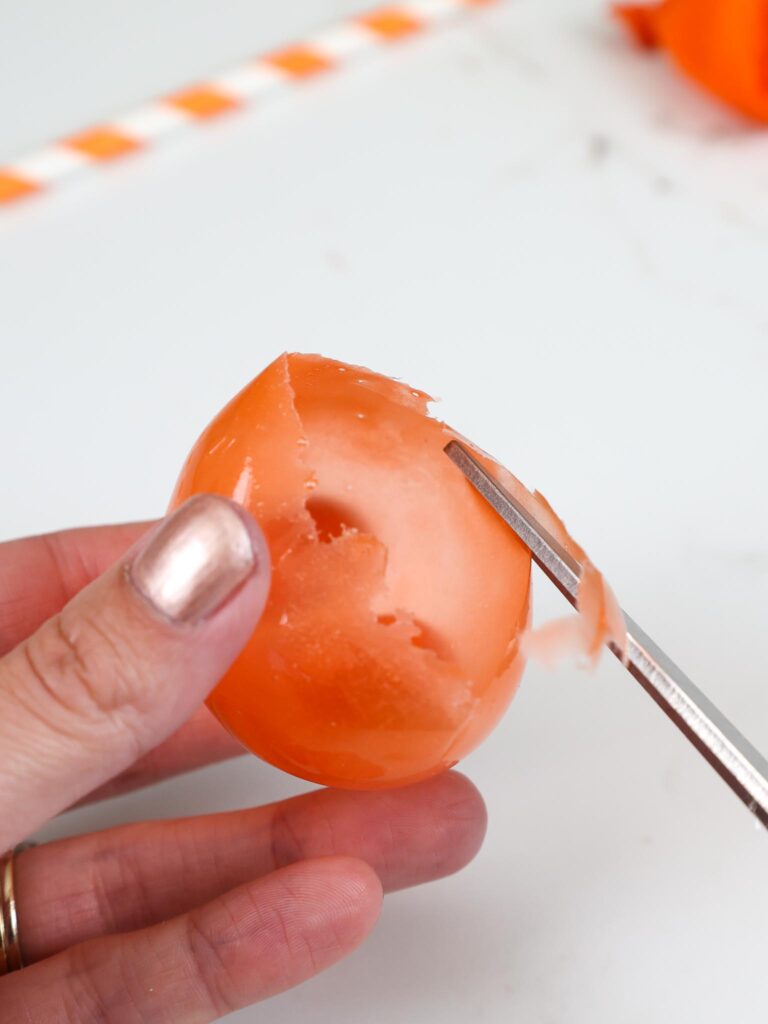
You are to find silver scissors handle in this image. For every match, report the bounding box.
[445,440,768,830]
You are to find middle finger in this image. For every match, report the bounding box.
[17,770,486,963]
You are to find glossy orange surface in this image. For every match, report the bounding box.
[172,354,531,788]
[614,1,768,123]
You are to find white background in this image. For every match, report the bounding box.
[2,1,767,1020]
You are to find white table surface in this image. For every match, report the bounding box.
[2,1,767,1020]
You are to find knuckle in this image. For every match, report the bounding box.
[89,828,156,935]
[184,905,240,1017]
[269,803,309,869]
[57,942,113,1024]
[64,933,178,1024]
[14,604,148,749]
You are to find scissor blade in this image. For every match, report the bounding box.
[444,439,768,830]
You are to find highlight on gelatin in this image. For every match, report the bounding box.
[172,354,624,789]
[613,0,768,123]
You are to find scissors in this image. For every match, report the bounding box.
[445,439,768,831]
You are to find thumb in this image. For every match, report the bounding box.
[0,495,270,848]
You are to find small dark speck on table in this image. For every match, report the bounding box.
[588,134,613,165]
[652,175,675,194]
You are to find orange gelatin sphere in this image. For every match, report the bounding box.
[172,354,531,788]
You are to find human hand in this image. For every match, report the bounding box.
[0,495,486,1021]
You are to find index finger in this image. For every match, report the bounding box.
[0,497,269,848]
[0,522,153,655]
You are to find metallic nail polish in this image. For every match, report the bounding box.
[129,495,256,624]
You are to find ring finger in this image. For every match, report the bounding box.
[15,770,486,964]
[2,857,382,1024]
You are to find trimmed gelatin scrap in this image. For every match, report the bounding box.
[613,0,768,122]
[173,354,626,789]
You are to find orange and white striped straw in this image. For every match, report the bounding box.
[0,0,493,207]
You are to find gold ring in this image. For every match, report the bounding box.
[0,843,34,976]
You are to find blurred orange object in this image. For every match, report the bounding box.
[613,0,768,122]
